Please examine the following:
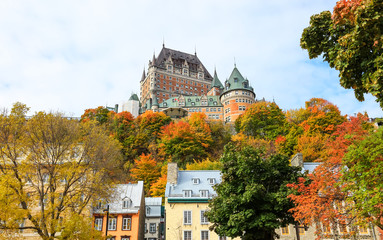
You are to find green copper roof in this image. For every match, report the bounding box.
[129,93,139,101]
[222,66,254,94]
[211,70,224,89]
[158,95,223,108]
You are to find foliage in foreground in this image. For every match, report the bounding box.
[206,143,301,240]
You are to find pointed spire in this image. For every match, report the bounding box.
[211,68,224,89]
[162,37,165,48]
[234,57,236,68]
[152,51,156,66]
[195,45,197,56]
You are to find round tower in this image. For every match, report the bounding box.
[220,66,256,123]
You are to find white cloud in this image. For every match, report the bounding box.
[0,0,382,118]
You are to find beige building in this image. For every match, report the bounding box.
[165,163,237,240]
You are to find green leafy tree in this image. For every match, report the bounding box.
[301,0,383,107]
[342,127,383,230]
[235,101,287,140]
[206,143,302,240]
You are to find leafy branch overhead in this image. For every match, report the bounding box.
[301,0,383,107]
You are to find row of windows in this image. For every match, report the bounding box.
[156,73,209,88]
[208,115,220,120]
[183,190,209,198]
[182,231,227,240]
[183,210,209,225]
[95,217,132,231]
[235,98,253,103]
[280,224,369,235]
[192,178,216,185]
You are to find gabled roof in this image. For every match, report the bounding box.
[222,66,254,94]
[94,181,144,214]
[152,46,213,80]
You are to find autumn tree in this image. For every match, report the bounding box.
[235,101,287,140]
[158,113,212,166]
[81,106,115,125]
[0,103,122,240]
[301,0,383,107]
[342,126,383,230]
[279,98,346,160]
[287,114,373,239]
[185,158,223,170]
[125,111,171,161]
[130,153,161,196]
[206,143,301,240]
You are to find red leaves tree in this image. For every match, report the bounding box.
[287,114,373,239]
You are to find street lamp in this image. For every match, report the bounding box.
[103,204,110,238]
[294,222,308,240]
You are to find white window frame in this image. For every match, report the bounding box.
[200,210,209,224]
[183,210,192,225]
[95,218,103,231]
[192,178,200,184]
[201,230,209,240]
[200,190,209,198]
[108,218,117,231]
[183,190,192,197]
[149,223,156,233]
[122,199,131,209]
[208,178,216,185]
[122,217,131,230]
[183,230,192,240]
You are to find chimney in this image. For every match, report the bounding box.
[167,162,178,185]
[291,153,303,167]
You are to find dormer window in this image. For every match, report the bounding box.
[163,102,167,107]
[234,77,238,83]
[146,207,150,215]
[122,198,131,208]
[192,178,200,184]
[208,178,216,185]
[183,190,192,197]
[200,190,209,198]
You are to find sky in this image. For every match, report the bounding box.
[0,0,382,118]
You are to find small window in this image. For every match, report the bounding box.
[200,190,209,198]
[281,226,289,235]
[149,223,156,233]
[201,230,209,240]
[122,217,131,230]
[95,218,103,231]
[146,207,150,215]
[184,230,192,240]
[208,178,216,185]
[183,190,192,197]
[122,199,131,209]
[192,178,200,184]
[184,211,192,225]
[108,218,117,230]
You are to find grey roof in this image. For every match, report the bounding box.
[153,46,213,80]
[145,197,162,206]
[165,170,221,199]
[94,181,144,214]
[302,162,321,173]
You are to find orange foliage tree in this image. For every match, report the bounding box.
[287,114,373,239]
[158,113,212,166]
[131,153,161,196]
